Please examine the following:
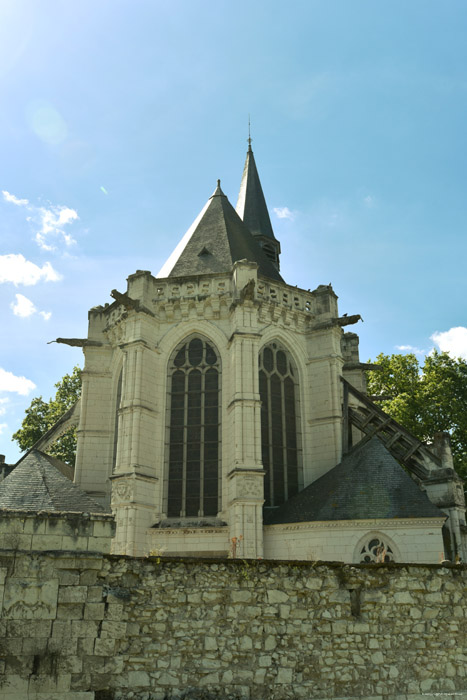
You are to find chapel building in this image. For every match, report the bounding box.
[3,142,466,564]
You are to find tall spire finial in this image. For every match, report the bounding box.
[247,114,252,152]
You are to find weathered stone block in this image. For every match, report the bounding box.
[83,602,105,620]
[94,637,117,656]
[58,586,88,603]
[276,667,293,683]
[267,589,289,604]
[370,651,385,664]
[71,620,99,638]
[56,603,84,620]
[5,584,58,629]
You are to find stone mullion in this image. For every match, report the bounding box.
[281,375,288,501]
[200,368,206,517]
[181,370,188,517]
[266,372,274,506]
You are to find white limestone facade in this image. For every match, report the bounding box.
[72,259,464,564]
[70,147,466,565]
[264,519,446,564]
[74,262,349,558]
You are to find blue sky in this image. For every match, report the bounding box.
[1,0,467,462]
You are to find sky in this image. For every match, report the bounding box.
[1,0,467,463]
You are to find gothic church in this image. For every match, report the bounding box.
[2,142,466,564]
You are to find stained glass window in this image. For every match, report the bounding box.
[167,337,220,517]
[259,343,300,507]
[359,537,394,563]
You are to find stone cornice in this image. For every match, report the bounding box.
[264,517,446,532]
[110,471,159,481]
[227,467,265,479]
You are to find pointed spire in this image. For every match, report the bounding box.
[236,137,281,270]
[157,184,283,282]
[211,179,225,197]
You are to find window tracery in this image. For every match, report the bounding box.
[259,342,300,507]
[166,337,220,518]
[359,536,394,563]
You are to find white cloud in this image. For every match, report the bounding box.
[0,398,9,417]
[11,294,36,318]
[10,294,52,321]
[0,423,8,435]
[431,327,467,361]
[0,368,36,396]
[3,189,78,251]
[2,190,29,206]
[396,344,426,356]
[0,407,6,417]
[0,254,62,286]
[35,204,78,250]
[273,206,296,221]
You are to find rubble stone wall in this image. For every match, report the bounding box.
[1,549,466,700]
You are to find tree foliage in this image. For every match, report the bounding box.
[367,351,467,480]
[12,366,82,466]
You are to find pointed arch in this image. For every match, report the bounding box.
[259,341,302,507]
[112,367,123,473]
[166,334,221,518]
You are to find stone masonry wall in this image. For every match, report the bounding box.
[0,550,466,700]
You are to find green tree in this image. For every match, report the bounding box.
[12,366,82,466]
[367,351,467,480]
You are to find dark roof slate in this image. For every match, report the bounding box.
[264,437,444,525]
[236,146,277,242]
[160,183,283,282]
[0,450,108,514]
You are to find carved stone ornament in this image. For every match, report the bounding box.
[112,480,132,503]
[105,320,126,346]
[239,478,262,498]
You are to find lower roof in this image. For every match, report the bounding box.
[263,436,445,526]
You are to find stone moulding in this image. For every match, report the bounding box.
[264,517,447,531]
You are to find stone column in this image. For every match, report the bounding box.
[111,334,160,556]
[424,433,467,561]
[226,262,264,559]
[74,345,113,507]
[305,298,344,486]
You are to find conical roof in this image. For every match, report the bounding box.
[236,145,277,242]
[0,450,108,513]
[264,437,444,525]
[157,182,283,282]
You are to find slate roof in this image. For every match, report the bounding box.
[0,450,108,514]
[263,436,445,525]
[236,145,278,242]
[34,452,74,481]
[157,182,283,282]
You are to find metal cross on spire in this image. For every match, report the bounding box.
[248,115,252,152]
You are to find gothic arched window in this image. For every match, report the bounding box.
[112,369,123,473]
[167,337,220,518]
[259,342,300,507]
